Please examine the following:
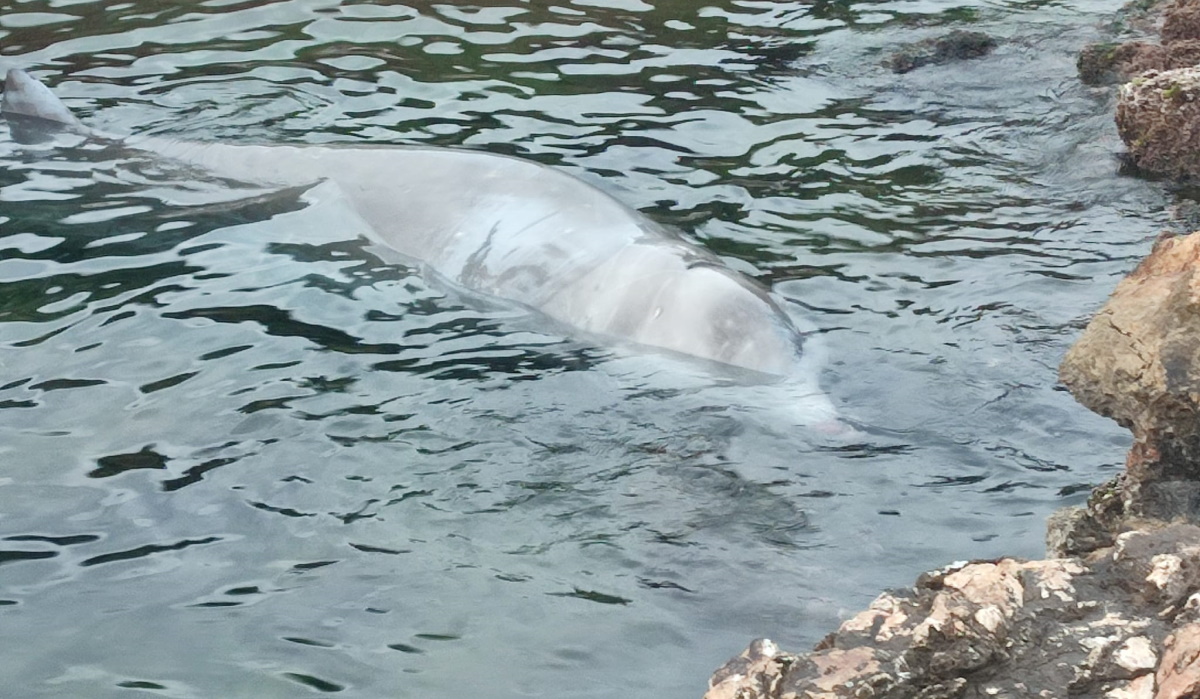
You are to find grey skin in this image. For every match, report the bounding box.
[2,69,839,423]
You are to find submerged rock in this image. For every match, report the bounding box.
[1110,0,1176,37]
[704,525,1200,699]
[885,30,997,74]
[1078,41,1147,86]
[1116,67,1200,179]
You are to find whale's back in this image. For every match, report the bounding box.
[1,69,825,384]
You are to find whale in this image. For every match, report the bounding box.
[2,68,842,426]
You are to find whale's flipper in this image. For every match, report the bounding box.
[2,69,87,142]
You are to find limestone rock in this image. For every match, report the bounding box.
[1116,68,1200,179]
[704,525,1200,699]
[706,639,794,699]
[1078,40,1200,86]
[1077,0,1200,87]
[1048,505,1117,557]
[1079,42,1159,86]
[1059,232,1200,522]
[1157,623,1200,698]
[1162,0,1200,43]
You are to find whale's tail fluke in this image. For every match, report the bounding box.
[2,69,87,142]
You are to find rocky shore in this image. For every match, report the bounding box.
[703,1,1200,696]
[707,525,1200,698]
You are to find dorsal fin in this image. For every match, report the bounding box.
[2,69,87,141]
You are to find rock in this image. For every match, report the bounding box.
[1060,232,1200,523]
[1048,504,1117,557]
[1162,0,1200,43]
[1101,3,1200,171]
[1157,623,1200,698]
[1077,0,1200,86]
[704,525,1200,698]
[1079,42,1158,86]
[885,30,997,74]
[1116,68,1200,179]
[1078,40,1200,86]
[1107,673,1155,699]
[705,639,793,699]
[1080,41,1142,86]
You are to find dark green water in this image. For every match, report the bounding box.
[0,1,1161,696]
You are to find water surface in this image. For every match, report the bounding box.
[0,0,1160,697]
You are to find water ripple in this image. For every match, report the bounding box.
[0,0,1155,697]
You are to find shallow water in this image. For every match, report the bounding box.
[0,1,1164,697]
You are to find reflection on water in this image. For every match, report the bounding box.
[0,0,1160,696]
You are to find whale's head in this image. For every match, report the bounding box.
[635,262,804,377]
[548,243,808,377]
[621,256,853,432]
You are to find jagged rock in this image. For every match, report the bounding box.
[1078,0,1200,86]
[1116,68,1200,179]
[1078,40,1200,86]
[1157,623,1200,697]
[1060,232,1200,524]
[704,525,1200,699]
[1162,0,1200,43]
[885,30,997,74]
[1080,41,1158,86]
[706,639,792,699]
[1047,504,1118,557]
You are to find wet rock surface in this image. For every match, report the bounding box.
[1116,68,1200,180]
[1086,0,1200,177]
[1078,0,1200,86]
[1078,40,1200,86]
[1162,0,1200,43]
[704,526,1200,699]
[1060,231,1200,527]
[884,30,997,74]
